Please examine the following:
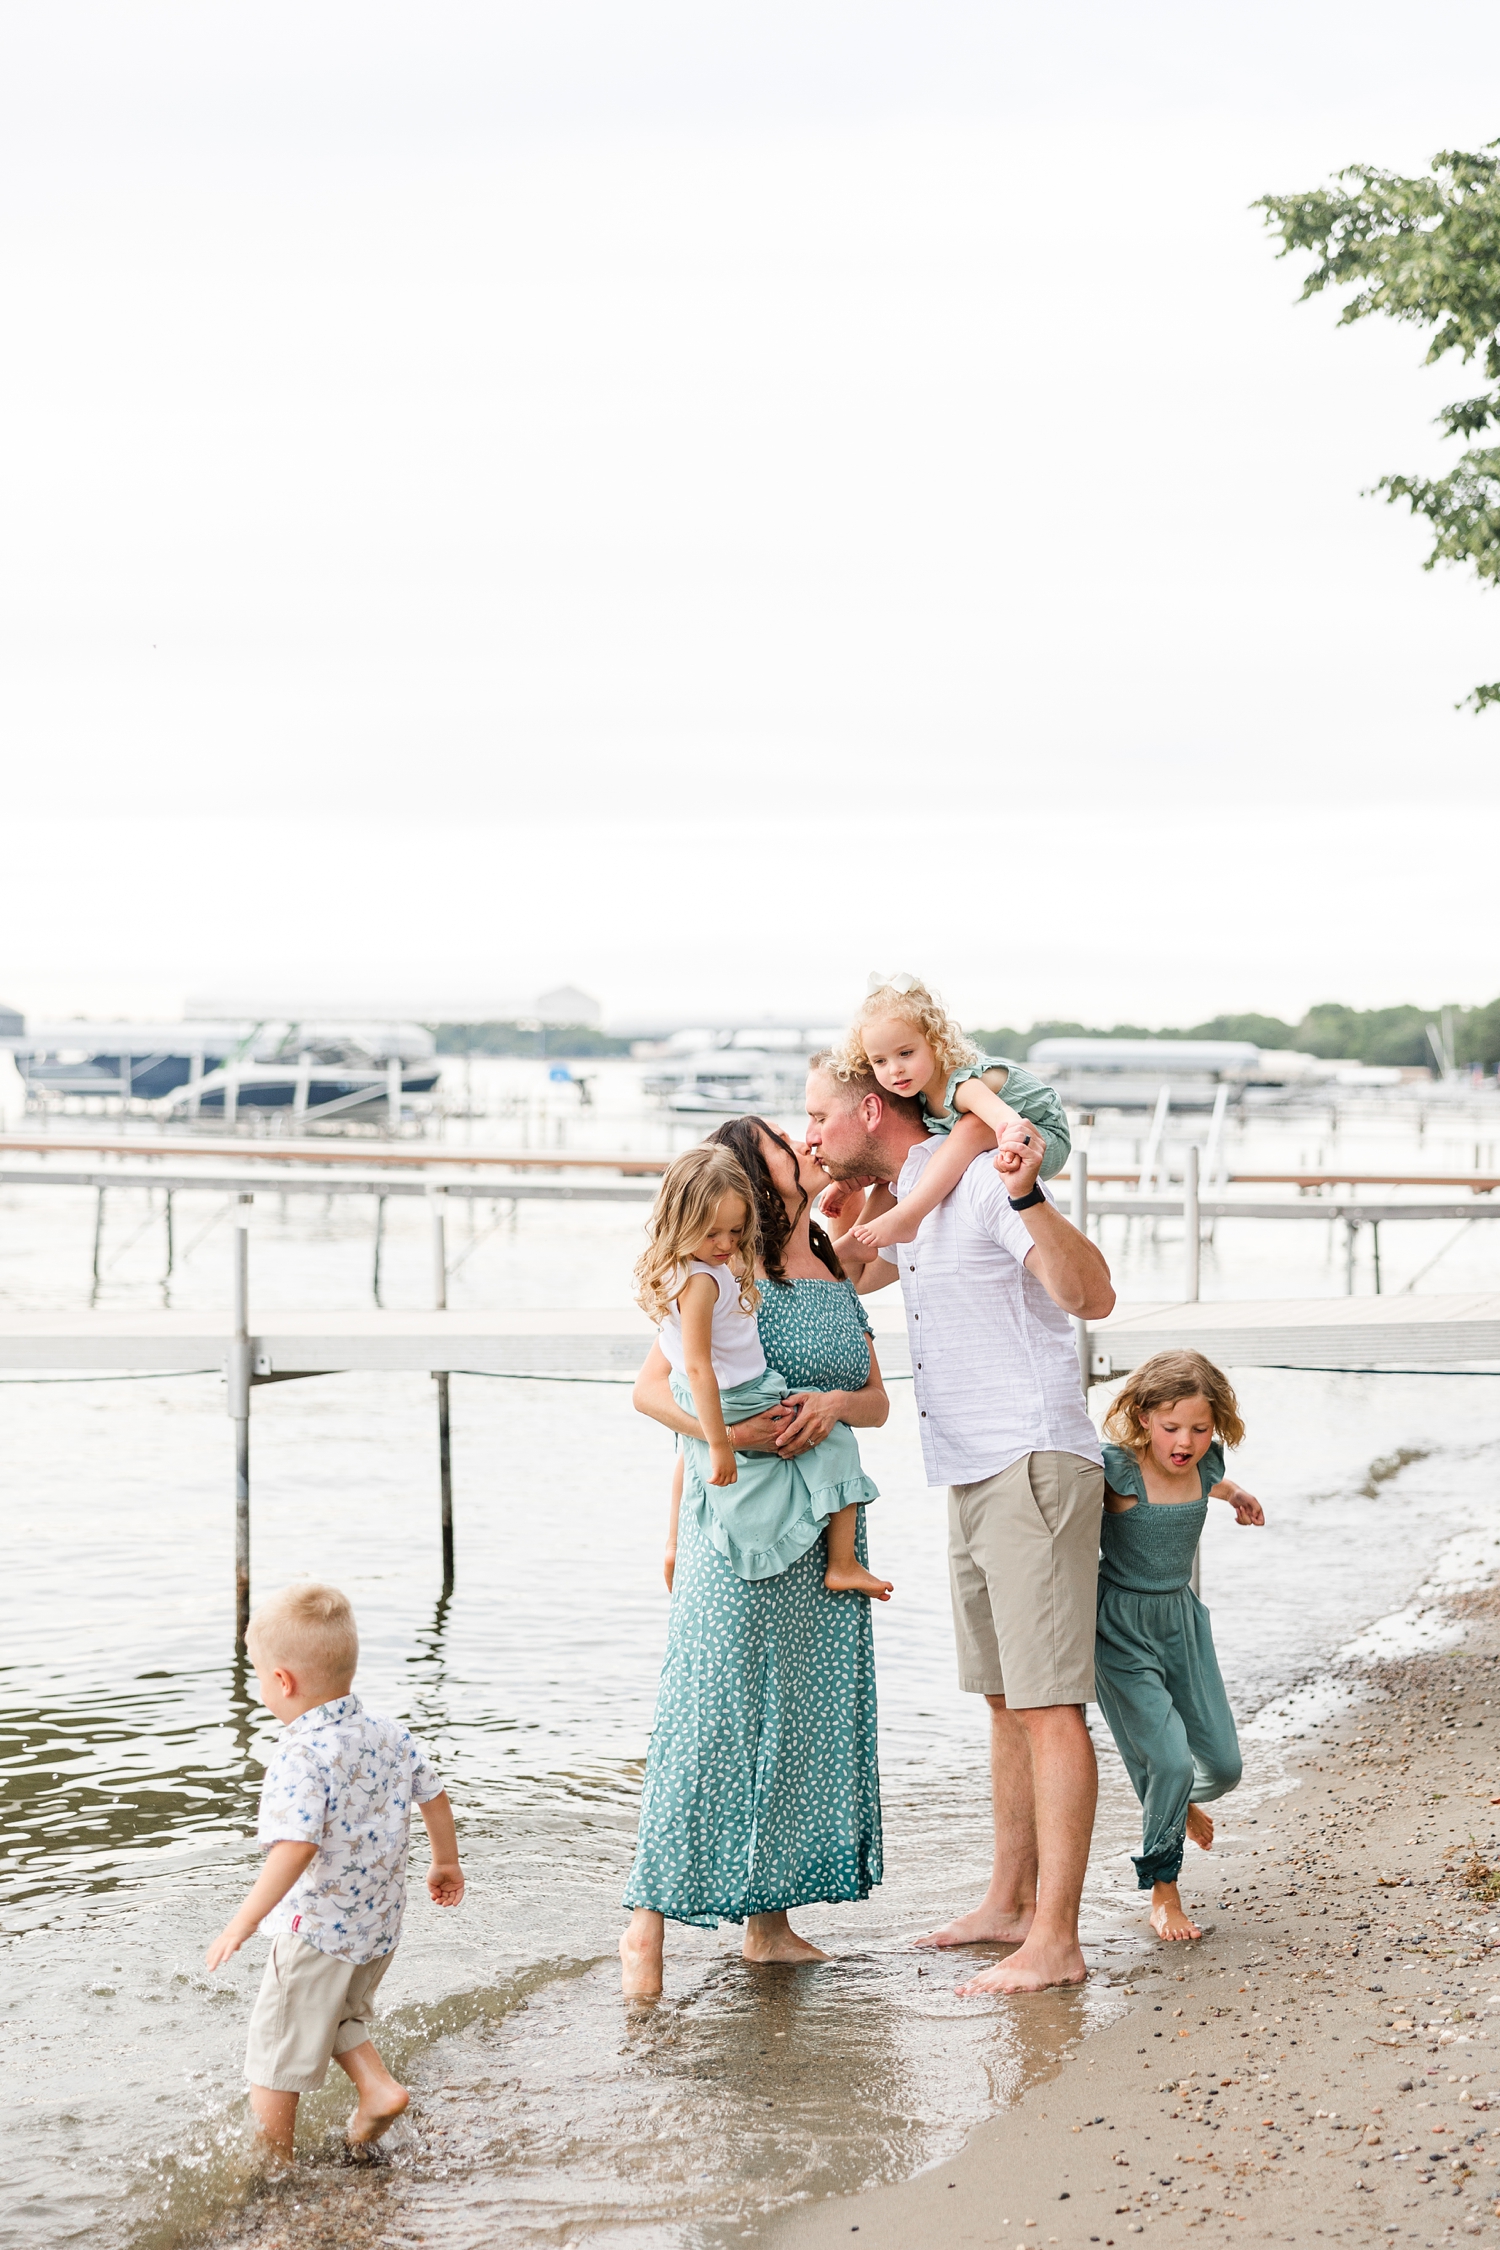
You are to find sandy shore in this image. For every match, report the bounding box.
[777,1587,1500,2250]
[198,1592,1500,2250]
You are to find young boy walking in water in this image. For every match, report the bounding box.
[206,1583,464,2158]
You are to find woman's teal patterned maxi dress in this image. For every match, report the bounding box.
[623,1277,883,1926]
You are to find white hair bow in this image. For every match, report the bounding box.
[866,970,925,997]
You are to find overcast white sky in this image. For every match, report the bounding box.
[3,0,1498,1030]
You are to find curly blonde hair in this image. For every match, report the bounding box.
[634,1144,760,1324]
[1102,1350,1245,1453]
[831,976,979,1087]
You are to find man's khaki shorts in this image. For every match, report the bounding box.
[244,1933,397,2092]
[948,1450,1104,1707]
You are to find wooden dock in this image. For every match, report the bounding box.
[5,1293,1498,1382]
[5,1281,1498,1637]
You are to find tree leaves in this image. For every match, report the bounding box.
[1257,144,1500,710]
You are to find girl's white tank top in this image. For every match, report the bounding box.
[659,1260,767,1388]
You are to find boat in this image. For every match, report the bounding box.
[2,1018,439,1123]
[640,1028,842,1116]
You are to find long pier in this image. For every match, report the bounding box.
[5,1261,1499,1635]
[5,1133,1500,1194]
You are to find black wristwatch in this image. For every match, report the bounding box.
[1008,1184,1046,1211]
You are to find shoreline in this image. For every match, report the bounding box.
[776,1585,1500,2250]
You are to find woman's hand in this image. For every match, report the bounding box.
[772,1391,846,1456]
[663,1544,676,1592]
[725,1402,795,1452]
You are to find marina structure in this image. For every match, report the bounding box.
[1,1017,439,1123]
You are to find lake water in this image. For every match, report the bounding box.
[3,1066,1500,2248]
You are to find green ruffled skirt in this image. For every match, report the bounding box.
[671,1368,879,1581]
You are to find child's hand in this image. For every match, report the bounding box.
[205,1915,254,1971]
[427,1860,465,1907]
[1229,1487,1264,1525]
[817,1179,865,1222]
[707,1443,738,1487]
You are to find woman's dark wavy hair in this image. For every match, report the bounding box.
[706,1116,844,1282]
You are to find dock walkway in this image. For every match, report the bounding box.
[4,1293,1499,1381]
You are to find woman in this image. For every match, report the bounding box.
[620,1116,888,1996]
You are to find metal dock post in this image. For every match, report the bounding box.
[229,1195,254,1644]
[1183,1144,1200,1302]
[1072,1150,1091,1397]
[429,1187,454,1588]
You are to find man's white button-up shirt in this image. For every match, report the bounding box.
[879,1141,1102,1487]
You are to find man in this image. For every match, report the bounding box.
[805,1057,1115,1995]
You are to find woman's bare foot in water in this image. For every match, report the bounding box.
[620,1908,664,1996]
[1186,1804,1214,1851]
[824,1558,894,1600]
[337,2041,410,2147]
[742,1910,829,1965]
[1150,1881,1202,1941]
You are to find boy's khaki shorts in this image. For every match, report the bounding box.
[245,1933,397,2092]
[948,1450,1104,1707]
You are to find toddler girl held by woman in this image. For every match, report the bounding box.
[1094,1350,1264,1943]
[635,1144,889,1599]
[833,975,1071,1253]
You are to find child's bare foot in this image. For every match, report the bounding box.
[1150,1881,1202,1941]
[824,1558,894,1600]
[335,2041,410,2147]
[743,1911,829,1965]
[346,2082,408,2146]
[851,1208,920,1251]
[1186,1804,1215,1851]
[619,1909,664,1997]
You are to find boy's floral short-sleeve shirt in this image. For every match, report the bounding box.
[256,1693,444,1963]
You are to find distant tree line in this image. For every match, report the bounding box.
[972,999,1500,1073]
[434,1001,1500,1072]
[430,1021,636,1058]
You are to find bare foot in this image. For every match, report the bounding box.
[1150,1881,1202,1942]
[824,1558,894,1600]
[619,1910,664,1997]
[743,1912,830,1965]
[851,1207,920,1251]
[915,1901,1035,1949]
[955,1933,1087,1996]
[346,2081,408,2146]
[1186,1804,1214,1851]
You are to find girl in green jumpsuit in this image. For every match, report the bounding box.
[1094,1350,1266,1942]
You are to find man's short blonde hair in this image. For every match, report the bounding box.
[247,1582,359,1683]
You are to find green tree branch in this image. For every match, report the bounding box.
[1257,143,1500,710]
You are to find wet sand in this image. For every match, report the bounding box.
[780,1588,1500,2250]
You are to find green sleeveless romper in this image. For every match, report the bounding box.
[920,1055,1071,1181]
[1094,1440,1242,1888]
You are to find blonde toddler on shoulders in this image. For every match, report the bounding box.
[831,975,1071,1253]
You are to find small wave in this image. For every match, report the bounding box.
[121,1955,601,2250]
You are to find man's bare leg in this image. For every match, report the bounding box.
[742,1909,830,1965]
[956,1703,1096,1995]
[620,1908,664,1996]
[917,1695,1038,1947]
